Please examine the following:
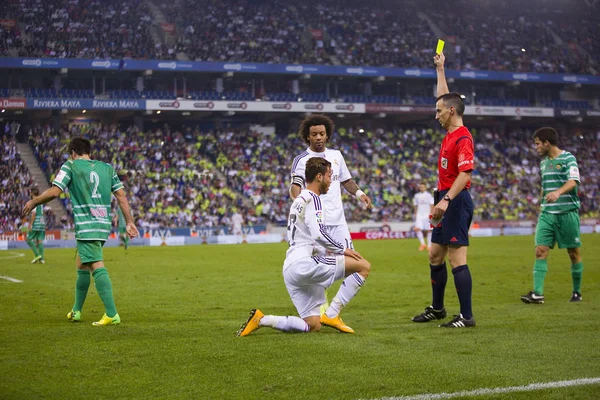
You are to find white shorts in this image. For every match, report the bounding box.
[415,217,431,231]
[327,224,353,250]
[283,255,346,318]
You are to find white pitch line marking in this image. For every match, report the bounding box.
[370,378,600,400]
[0,275,23,283]
[0,251,25,260]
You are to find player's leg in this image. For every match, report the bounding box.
[415,227,426,250]
[425,229,433,251]
[26,231,40,263]
[413,218,449,322]
[37,233,45,262]
[441,245,475,327]
[321,224,352,313]
[238,260,321,336]
[556,211,583,301]
[522,213,555,303]
[80,241,120,326]
[321,254,370,333]
[438,190,475,327]
[67,252,90,322]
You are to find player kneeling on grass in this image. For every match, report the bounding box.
[238,157,371,336]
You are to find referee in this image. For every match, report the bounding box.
[412,52,476,328]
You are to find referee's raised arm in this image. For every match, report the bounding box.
[434,52,449,97]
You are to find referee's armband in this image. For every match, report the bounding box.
[291,175,305,187]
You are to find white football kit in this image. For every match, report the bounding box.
[413,191,434,231]
[283,189,347,318]
[291,147,353,249]
[231,213,243,235]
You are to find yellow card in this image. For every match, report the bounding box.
[436,39,445,54]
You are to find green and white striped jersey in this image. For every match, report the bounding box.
[52,159,124,241]
[540,150,580,214]
[32,205,45,231]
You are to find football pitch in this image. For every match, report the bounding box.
[1,235,599,400]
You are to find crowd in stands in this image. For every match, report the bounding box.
[0,0,597,74]
[20,122,599,234]
[1,0,157,59]
[0,134,59,232]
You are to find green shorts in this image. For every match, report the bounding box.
[27,230,45,241]
[77,240,105,264]
[535,211,582,249]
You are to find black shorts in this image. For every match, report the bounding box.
[431,189,473,246]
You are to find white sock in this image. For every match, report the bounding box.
[325,273,365,318]
[416,230,425,245]
[426,231,432,246]
[259,315,309,333]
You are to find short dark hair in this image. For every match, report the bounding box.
[435,92,465,116]
[68,137,91,156]
[532,127,559,146]
[298,114,334,144]
[30,187,39,196]
[305,157,331,183]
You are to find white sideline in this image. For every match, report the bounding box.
[0,252,25,282]
[0,275,23,283]
[0,251,25,260]
[370,378,600,400]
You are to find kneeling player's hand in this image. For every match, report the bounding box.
[344,248,363,261]
[126,223,140,239]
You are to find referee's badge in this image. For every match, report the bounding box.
[441,157,448,169]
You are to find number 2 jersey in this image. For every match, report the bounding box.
[284,189,345,268]
[52,159,124,241]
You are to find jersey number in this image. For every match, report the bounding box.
[90,171,101,198]
[287,214,297,246]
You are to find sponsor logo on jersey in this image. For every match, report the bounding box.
[441,157,448,169]
[90,207,108,218]
[315,210,323,224]
[55,170,67,182]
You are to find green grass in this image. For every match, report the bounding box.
[1,235,599,400]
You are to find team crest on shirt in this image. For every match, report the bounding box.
[556,164,562,170]
[441,157,448,169]
[333,159,339,166]
[315,210,324,224]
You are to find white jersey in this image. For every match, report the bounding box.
[231,213,243,228]
[284,189,345,267]
[413,191,434,220]
[290,147,351,226]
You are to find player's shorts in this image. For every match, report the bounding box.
[327,224,353,250]
[27,230,45,241]
[232,225,243,235]
[414,217,431,231]
[283,255,346,318]
[431,189,473,246]
[535,211,582,249]
[77,240,105,264]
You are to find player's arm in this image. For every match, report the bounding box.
[341,179,372,209]
[28,210,36,232]
[305,199,344,254]
[23,186,62,216]
[289,183,302,200]
[434,52,449,97]
[113,188,139,238]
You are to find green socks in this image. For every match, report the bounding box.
[73,270,91,312]
[27,238,39,257]
[124,235,130,249]
[38,242,45,259]
[533,259,548,295]
[92,268,118,317]
[571,262,583,293]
